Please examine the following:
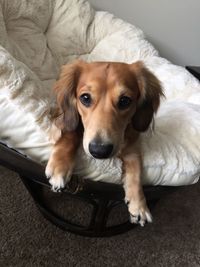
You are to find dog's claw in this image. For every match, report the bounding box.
[45,158,72,193]
[48,174,67,193]
[127,200,153,227]
[51,185,63,193]
[130,214,140,224]
[129,213,151,227]
[124,198,130,205]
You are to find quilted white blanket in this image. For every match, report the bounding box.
[0,0,200,186]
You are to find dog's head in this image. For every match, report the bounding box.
[53,60,163,159]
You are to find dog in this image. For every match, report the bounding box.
[45,60,163,226]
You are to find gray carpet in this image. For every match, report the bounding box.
[1,165,200,267]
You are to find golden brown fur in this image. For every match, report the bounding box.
[46,60,163,226]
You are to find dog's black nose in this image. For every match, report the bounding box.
[89,141,113,159]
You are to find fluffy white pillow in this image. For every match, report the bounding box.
[0,0,199,186]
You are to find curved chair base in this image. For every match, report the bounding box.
[20,175,166,237]
[0,142,179,237]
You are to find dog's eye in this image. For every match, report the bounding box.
[118,96,132,110]
[79,93,92,107]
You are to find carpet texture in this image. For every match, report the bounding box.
[1,165,200,267]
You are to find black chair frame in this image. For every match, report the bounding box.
[0,142,180,237]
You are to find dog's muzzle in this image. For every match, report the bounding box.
[89,140,113,159]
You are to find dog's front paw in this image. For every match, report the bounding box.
[45,159,73,192]
[126,199,153,227]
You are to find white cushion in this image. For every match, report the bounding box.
[0,0,199,186]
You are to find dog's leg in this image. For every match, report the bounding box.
[45,131,80,192]
[122,153,152,226]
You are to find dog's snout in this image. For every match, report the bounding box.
[89,141,113,159]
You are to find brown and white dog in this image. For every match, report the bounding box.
[46,60,163,226]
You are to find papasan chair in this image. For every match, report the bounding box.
[0,0,200,237]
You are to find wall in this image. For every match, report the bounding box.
[89,0,200,66]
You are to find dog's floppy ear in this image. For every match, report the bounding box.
[53,60,83,132]
[131,61,164,132]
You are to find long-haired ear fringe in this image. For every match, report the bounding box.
[131,61,164,132]
[53,60,83,132]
